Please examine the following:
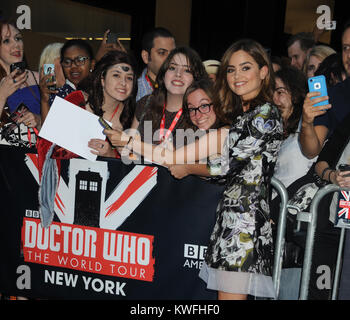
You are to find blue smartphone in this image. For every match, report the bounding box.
[308,75,329,107]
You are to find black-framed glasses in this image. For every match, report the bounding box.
[61,56,89,68]
[188,103,213,116]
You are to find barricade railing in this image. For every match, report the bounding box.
[298,184,347,300]
[271,177,289,298]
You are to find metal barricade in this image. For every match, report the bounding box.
[271,177,289,298]
[298,184,346,300]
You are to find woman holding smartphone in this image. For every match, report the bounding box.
[105,39,283,299]
[85,50,137,157]
[36,50,138,231]
[38,50,137,161]
[40,39,96,123]
[0,20,41,130]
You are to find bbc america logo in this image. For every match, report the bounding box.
[183,244,207,269]
[25,209,40,218]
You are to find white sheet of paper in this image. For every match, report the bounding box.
[39,96,106,161]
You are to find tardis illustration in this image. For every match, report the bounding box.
[74,169,102,227]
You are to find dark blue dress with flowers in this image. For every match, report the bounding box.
[199,103,283,298]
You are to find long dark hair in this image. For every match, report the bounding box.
[275,66,307,136]
[147,46,209,127]
[214,39,275,124]
[84,50,137,129]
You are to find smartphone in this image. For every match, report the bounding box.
[98,117,113,130]
[107,32,118,44]
[308,75,329,107]
[339,164,350,170]
[10,61,26,75]
[43,63,56,90]
[339,164,350,177]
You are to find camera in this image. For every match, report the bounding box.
[314,82,321,90]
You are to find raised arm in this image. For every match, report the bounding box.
[95,30,127,62]
[39,69,58,124]
[299,91,331,158]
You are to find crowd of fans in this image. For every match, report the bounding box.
[1,15,350,301]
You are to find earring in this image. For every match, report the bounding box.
[90,69,93,72]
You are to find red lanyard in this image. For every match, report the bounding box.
[27,127,39,148]
[110,103,120,122]
[145,73,158,89]
[145,73,153,88]
[159,103,183,142]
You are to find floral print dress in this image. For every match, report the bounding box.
[199,103,283,298]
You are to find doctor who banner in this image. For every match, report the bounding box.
[0,145,224,300]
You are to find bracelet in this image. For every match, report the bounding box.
[327,169,334,182]
[321,167,331,180]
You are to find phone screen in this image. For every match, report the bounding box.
[107,32,118,44]
[43,64,55,75]
[308,75,329,107]
[43,64,56,90]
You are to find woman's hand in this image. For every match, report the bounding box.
[39,69,58,103]
[88,138,114,157]
[0,69,28,101]
[302,92,332,125]
[17,110,41,129]
[331,170,350,189]
[95,30,127,62]
[168,164,190,179]
[104,129,130,147]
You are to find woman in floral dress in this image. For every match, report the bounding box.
[104,39,283,300]
[198,39,283,300]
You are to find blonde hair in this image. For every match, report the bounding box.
[303,45,336,74]
[38,42,64,72]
